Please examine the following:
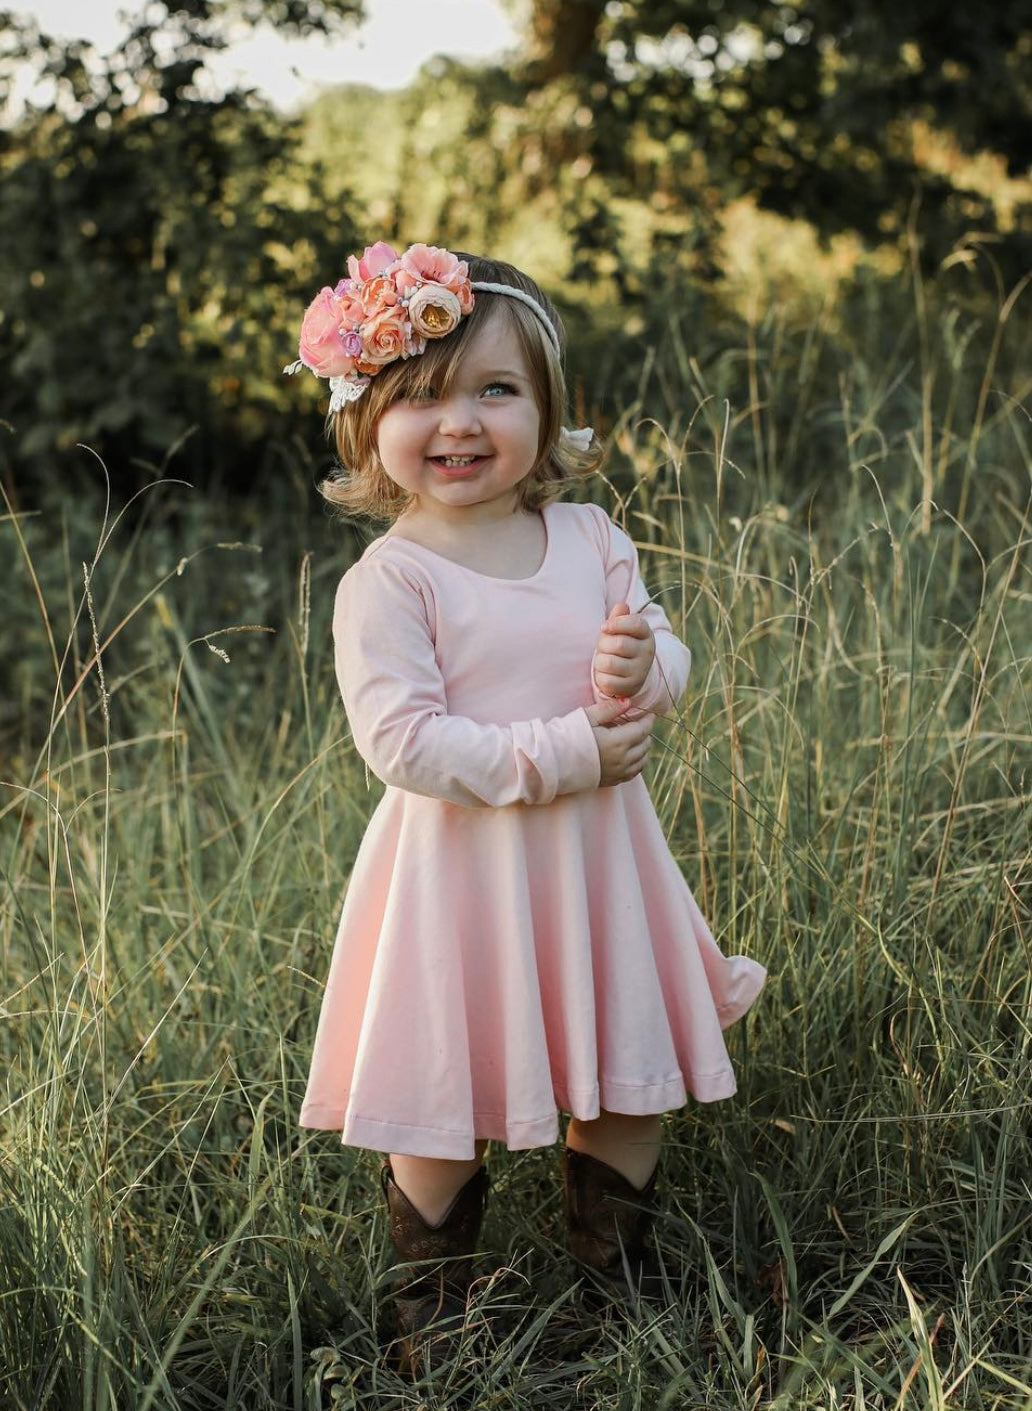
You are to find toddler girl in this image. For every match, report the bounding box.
[289,241,765,1372]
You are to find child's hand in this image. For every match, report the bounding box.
[586,696,655,786]
[593,601,656,700]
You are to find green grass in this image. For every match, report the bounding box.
[1,272,1030,1408]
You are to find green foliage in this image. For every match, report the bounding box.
[304,33,1030,440]
[3,0,1030,501]
[0,2,366,494]
[2,272,1030,1407]
[512,0,1032,270]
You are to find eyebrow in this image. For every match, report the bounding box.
[475,367,532,382]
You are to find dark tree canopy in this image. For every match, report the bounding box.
[1,0,1027,498]
[509,0,1030,261]
[0,1,365,495]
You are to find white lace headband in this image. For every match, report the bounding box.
[471,280,561,357]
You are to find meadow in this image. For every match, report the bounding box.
[1,261,1029,1409]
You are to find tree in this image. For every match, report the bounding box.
[0,0,365,497]
[503,0,1031,267]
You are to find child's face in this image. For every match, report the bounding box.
[375,311,542,523]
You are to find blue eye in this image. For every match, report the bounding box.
[483,382,516,397]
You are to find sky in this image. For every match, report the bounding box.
[17,0,519,107]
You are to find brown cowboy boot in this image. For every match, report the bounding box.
[381,1160,489,1376]
[563,1148,665,1303]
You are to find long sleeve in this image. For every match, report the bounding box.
[587,506,692,714]
[333,553,601,808]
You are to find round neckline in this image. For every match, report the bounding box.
[380,505,552,583]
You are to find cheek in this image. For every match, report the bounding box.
[526,409,547,460]
[506,401,541,443]
[375,412,411,464]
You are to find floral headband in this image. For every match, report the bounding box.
[284,241,563,413]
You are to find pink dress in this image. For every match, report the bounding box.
[300,501,765,1159]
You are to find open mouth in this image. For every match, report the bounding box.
[431,455,487,475]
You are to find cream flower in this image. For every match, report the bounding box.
[406,283,463,339]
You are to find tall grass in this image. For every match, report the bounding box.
[1,265,1029,1409]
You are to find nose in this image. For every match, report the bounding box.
[437,393,482,436]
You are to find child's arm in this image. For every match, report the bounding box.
[333,558,649,808]
[587,508,692,714]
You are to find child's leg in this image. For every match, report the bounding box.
[381,1143,490,1376]
[566,1110,662,1190]
[390,1143,488,1224]
[564,1111,665,1296]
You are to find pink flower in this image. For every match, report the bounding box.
[395,244,471,303]
[297,286,356,377]
[347,241,398,283]
[406,283,463,339]
[288,240,478,400]
[357,305,411,368]
[332,283,366,328]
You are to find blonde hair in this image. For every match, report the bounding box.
[319,254,601,520]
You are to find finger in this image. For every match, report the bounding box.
[631,714,657,743]
[622,708,655,727]
[628,731,654,759]
[596,636,644,661]
[622,742,651,778]
[613,713,655,744]
[595,656,637,684]
[585,695,629,727]
[602,641,650,667]
[602,611,651,639]
[624,754,647,780]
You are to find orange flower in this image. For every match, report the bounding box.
[360,274,400,318]
[358,305,410,366]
